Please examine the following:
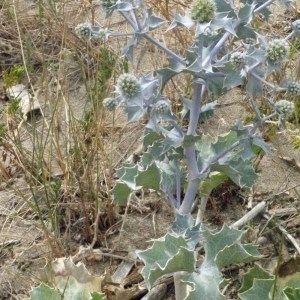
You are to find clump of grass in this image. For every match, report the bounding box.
[0,0,123,257]
[2,64,26,88]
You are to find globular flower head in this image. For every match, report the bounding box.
[266,39,290,64]
[275,99,294,117]
[190,0,216,24]
[75,22,92,39]
[117,74,141,98]
[103,97,118,111]
[230,51,246,69]
[287,81,300,96]
[154,100,170,114]
[98,28,108,40]
[99,0,117,8]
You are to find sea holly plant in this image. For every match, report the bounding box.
[76,0,299,298]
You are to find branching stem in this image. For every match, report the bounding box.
[250,71,286,92]
[179,79,203,215]
[119,11,185,64]
[254,0,276,14]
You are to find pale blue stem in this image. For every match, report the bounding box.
[143,34,185,64]
[249,97,263,123]
[250,71,286,92]
[202,31,231,68]
[179,34,210,215]
[179,175,199,215]
[167,192,177,208]
[175,157,182,209]
[119,10,185,64]
[262,112,277,122]
[179,106,276,215]
[109,32,135,37]
[285,31,295,41]
[254,0,276,14]
[186,82,202,136]
[119,10,138,31]
[179,81,203,215]
[197,110,277,177]
[203,0,276,69]
[131,8,142,31]
[247,61,263,73]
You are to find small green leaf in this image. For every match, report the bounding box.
[168,13,194,30]
[215,0,234,14]
[125,105,147,122]
[137,233,196,288]
[239,279,274,300]
[199,171,228,197]
[216,243,260,269]
[246,72,263,98]
[283,287,300,300]
[224,67,244,88]
[195,134,216,169]
[238,3,255,24]
[121,36,136,61]
[28,284,61,300]
[182,272,225,300]
[212,16,236,36]
[160,125,184,148]
[143,131,161,148]
[202,75,226,97]
[90,291,107,300]
[203,225,244,266]
[140,152,153,167]
[157,56,186,88]
[239,264,273,294]
[252,136,272,154]
[170,213,194,234]
[116,164,138,190]
[146,9,166,30]
[169,214,202,249]
[199,101,218,121]
[136,163,161,190]
[235,24,257,40]
[183,134,202,147]
[112,182,132,206]
[159,161,178,195]
[213,158,258,188]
